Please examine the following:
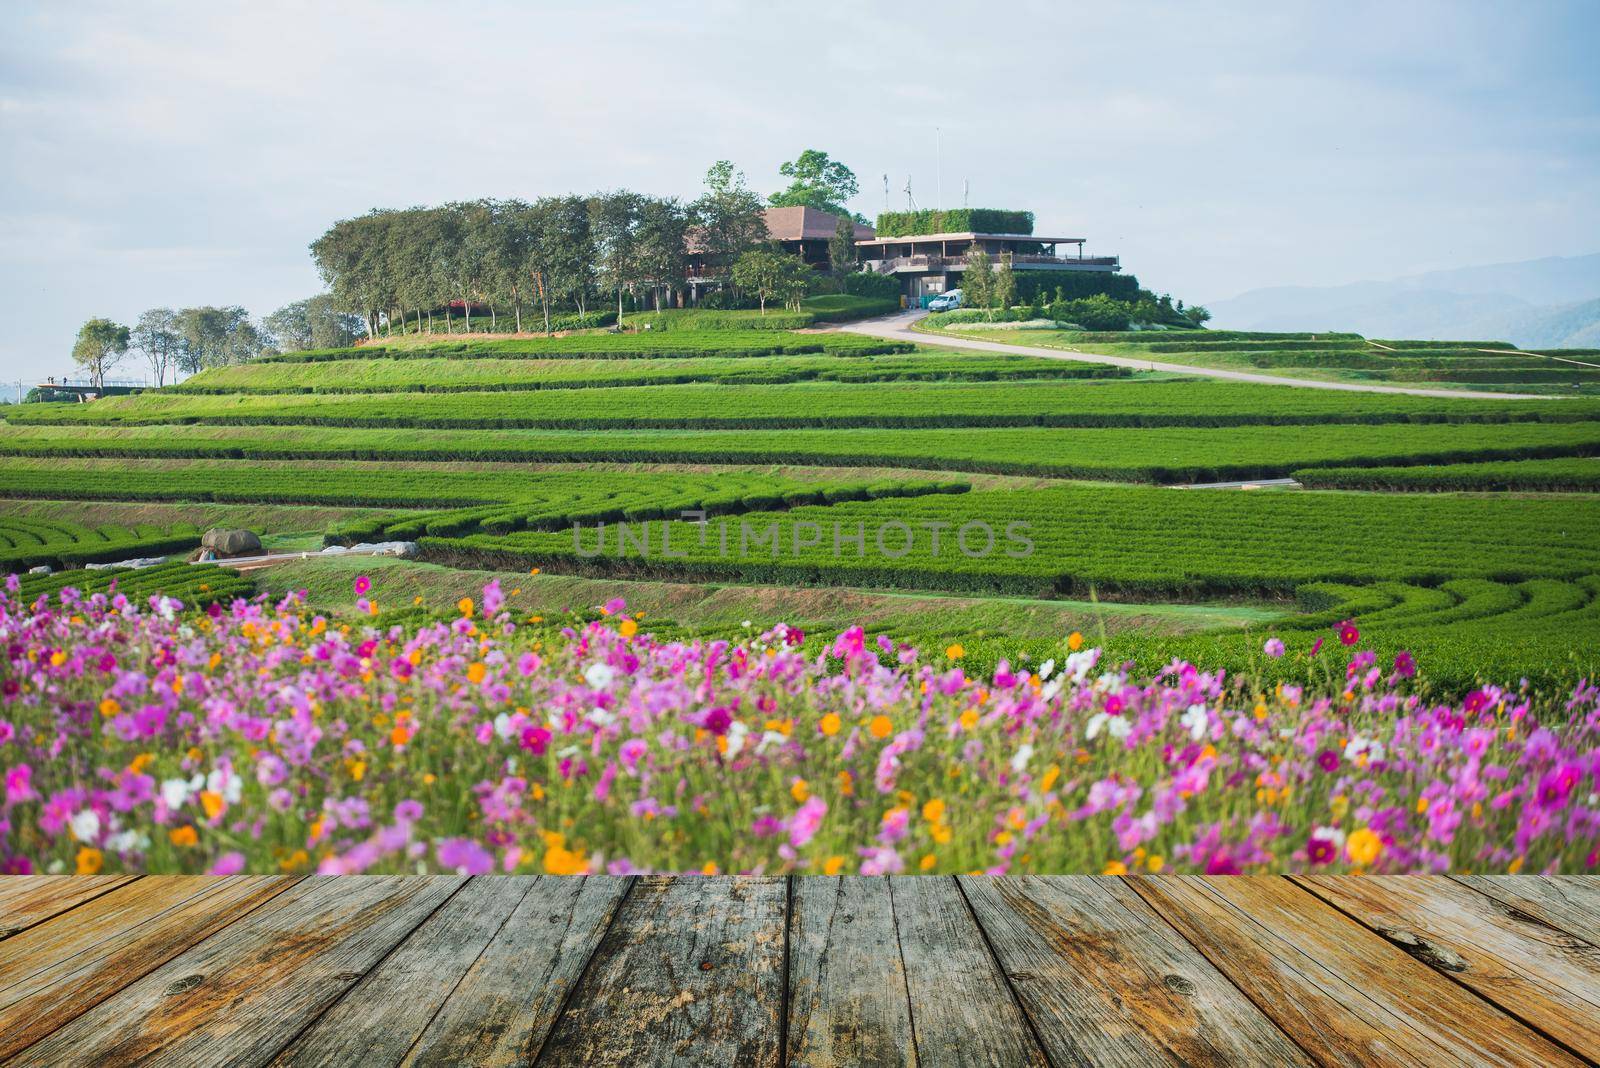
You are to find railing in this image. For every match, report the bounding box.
[863,254,1120,273]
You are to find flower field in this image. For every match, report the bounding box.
[3,577,1596,878]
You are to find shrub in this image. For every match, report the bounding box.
[842,272,901,300]
[874,208,1035,236]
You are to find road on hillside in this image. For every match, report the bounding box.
[842,312,1552,400]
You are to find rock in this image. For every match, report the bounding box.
[27,564,52,575]
[201,528,263,557]
[85,557,167,571]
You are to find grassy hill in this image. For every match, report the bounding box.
[5,326,1599,692]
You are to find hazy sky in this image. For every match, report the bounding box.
[2,0,1597,381]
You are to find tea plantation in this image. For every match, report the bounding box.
[6,326,1598,692]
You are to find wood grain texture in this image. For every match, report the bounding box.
[0,875,295,1061]
[271,876,536,1067]
[787,877,916,1067]
[536,876,787,1068]
[1451,875,1600,948]
[0,875,139,939]
[1298,874,1600,1061]
[894,876,1047,1068]
[8,875,464,1068]
[958,875,1312,1067]
[1130,875,1583,1068]
[402,875,631,1067]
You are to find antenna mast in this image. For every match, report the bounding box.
[882,174,890,215]
[903,177,916,211]
[963,178,969,208]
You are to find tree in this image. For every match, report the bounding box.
[130,308,182,385]
[635,197,688,311]
[769,149,860,218]
[991,253,1017,311]
[174,306,263,370]
[71,318,130,389]
[828,215,858,278]
[263,296,364,351]
[732,248,810,314]
[590,191,645,322]
[1183,304,1212,326]
[691,161,768,271]
[962,247,992,310]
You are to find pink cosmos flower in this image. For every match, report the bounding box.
[208,852,246,876]
[1306,837,1336,865]
[353,575,371,597]
[789,797,826,848]
[1263,638,1285,659]
[1337,621,1360,647]
[1393,651,1416,679]
[1316,750,1340,773]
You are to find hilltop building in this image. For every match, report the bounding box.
[685,206,873,299]
[857,209,1120,304]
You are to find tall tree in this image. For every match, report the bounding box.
[71,318,130,389]
[634,197,688,311]
[591,191,645,322]
[174,306,261,369]
[731,248,810,314]
[991,252,1017,310]
[768,149,861,219]
[828,215,858,278]
[263,296,364,351]
[962,247,993,310]
[691,161,767,272]
[130,308,182,385]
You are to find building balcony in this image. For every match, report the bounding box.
[862,253,1120,275]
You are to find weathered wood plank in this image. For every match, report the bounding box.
[893,876,1047,1068]
[0,876,296,1061]
[1298,875,1600,1061]
[401,876,631,1067]
[535,875,786,1068]
[8,875,465,1068]
[1130,876,1583,1067]
[787,877,916,1067]
[1452,875,1600,948]
[958,875,1311,1066]
[270,876,536,1067]
[0,875,140,939]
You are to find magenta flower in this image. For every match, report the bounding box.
[520,726,552,755]
[1316,750,1340,773]
[1306,837,1336,865]
[353,575,371,597]
[208,852,246,876]
[1263,638,1285,659]
[1337,620,1360,647]
[1464,690,1492,713]
[1394,651,1416,679]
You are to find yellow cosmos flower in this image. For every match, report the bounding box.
[76,847,103,875]
[790,779,810,803]
[823,855,845,876]
[922,798,946,823]
[1067,632,1084,651]
[868,715,893,740]
[169,826,198,847]
[819,713,842,736]
[945,643,965,660]
[1346,827,1382,866]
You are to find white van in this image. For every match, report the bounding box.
[928,289,964,312]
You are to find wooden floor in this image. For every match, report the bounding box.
[1,876,1598,1066]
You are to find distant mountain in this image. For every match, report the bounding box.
[1209,253,1600,349]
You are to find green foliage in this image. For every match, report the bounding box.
[16,562,254,607]
[730,248,811,313]
[15,377,1599,431]
[71,318,130,387]
[623,308,816,331]
[8,420,1594,483]
[874,209,1035,236]
[800,295,900,321]
[1295,457,1600,492]
[263,295,366,352]
[1047,294,1130,331]
[769,149,860,218]
[963,247,993,309]
[1012,272,1142,303]
[0,518,200,572]
[427,483,1600,600]
[991,255,1017,311]
[842,272,901,300]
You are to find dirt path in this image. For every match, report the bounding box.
[843,313,1554,400]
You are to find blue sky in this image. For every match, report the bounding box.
[1,0,1597,381]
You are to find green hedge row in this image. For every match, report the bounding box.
[1294,458,1600,492]
[874,208,1034,236]
[621,310,815,331]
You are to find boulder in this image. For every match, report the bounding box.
[201,528,263,557]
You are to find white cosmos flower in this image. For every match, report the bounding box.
[68,809,101,843]
[493,713,514,741]
[206,769,242,804]
[584,662,615,690]
[1038,659,1055,680]
[1010,743,1034,774]
[160,778,192,809]
[1180,704,1208,741]
[725,720,750,759]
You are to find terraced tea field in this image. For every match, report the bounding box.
[6,325,1598,691]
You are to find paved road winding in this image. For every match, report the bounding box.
[843,312,1553,400]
